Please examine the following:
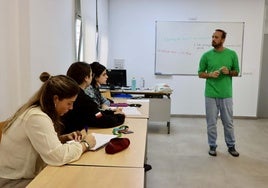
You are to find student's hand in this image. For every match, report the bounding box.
[68,131,83,141]
[83,134,96,149]
[59,131,82,143]
[114,109,125,115]
[80,129,87,137]
[117,107,123,112]
[114,107,124,114]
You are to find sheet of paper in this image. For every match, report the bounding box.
[90,133,117,151]
[126,99,149,103]
[66,133,117,151]
[122,106,142,115]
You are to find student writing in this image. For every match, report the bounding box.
[0,73,96,188]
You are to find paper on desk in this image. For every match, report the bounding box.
[90,133,117,151]
[66,133,117,151]
[122,106,142,115]
[127,99,149,103]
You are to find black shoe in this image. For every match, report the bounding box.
[208,146,217,156]
[228,146,239,157]
[144,164,152,172]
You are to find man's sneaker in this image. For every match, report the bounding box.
[208,146,217,156]
[228,146,239,157]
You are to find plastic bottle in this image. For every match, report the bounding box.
[131,77,136,90]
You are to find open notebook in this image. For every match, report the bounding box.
[66,133,117,151]
[90,133,117,151]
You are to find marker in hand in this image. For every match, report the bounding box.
[218,66,224,72]
[218,66,229,75]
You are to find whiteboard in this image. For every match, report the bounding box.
[155,21,244,75]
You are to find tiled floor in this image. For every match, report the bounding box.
[146,117,268,188]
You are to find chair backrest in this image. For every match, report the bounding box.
[0,121,7,142]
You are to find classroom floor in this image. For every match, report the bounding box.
[146,117,268,188]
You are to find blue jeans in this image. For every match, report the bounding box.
[205,97,236,148]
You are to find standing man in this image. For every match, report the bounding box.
[198,29,240,157]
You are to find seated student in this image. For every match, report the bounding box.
[61,62,125,134]
[0,73,96,188]
[85,62,111,109]
[85,62,123,114]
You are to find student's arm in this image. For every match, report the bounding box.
[101,103,110,110]
[25,114,84,166]
[59,131,82,143]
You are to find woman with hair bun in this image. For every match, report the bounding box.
[0,72,96,188]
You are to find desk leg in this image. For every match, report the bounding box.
[167,121,170,134]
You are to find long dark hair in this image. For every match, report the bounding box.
[90,61,106,88]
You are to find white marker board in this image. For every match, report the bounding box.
[155,21,244,75]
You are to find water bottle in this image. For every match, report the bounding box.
[140,77,145,90]
[131,77,136,90]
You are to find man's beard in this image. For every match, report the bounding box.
[212,41,222,49]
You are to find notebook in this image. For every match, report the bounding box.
[66,133,117,151]
[90,133,117,151]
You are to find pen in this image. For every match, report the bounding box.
[85,125,89,134]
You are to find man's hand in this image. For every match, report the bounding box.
[220,66,230,75]
[209,70,220,78]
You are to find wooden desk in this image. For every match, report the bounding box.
[111,90,171,134]
[69,118,147,168]
[27,165,144,188]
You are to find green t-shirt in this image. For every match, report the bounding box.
[198,48,240,98]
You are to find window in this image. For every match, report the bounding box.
[75,0,83,61]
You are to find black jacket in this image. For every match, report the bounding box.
[62,88,125,134]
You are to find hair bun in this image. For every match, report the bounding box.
[39,72,51,82]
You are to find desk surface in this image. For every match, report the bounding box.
[27,165,144,188]
[69,118,147,168]
[114,98,149,119]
